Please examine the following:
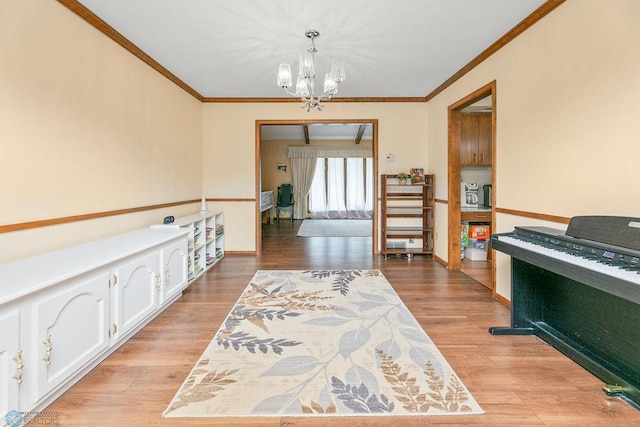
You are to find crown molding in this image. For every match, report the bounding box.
[202,97,427,103]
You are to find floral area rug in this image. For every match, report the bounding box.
[163,270,483,418]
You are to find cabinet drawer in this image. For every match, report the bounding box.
[461,211,491,222]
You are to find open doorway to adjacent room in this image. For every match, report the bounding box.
[447,81,496,291]
[255,120,379,256]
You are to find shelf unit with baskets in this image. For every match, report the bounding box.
[152,211,224,283]
[381,174,435,259]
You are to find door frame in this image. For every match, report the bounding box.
[447,81,496,286]
[255,119,379,255]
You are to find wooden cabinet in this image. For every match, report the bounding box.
[0,227,188,414]
[461,113,491,166]
[153,211,224,284]
[381,174,435,258]
[461,210,491,223]
[0,309,21,416]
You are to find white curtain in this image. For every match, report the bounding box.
[309,157,373,219]
[325,158,347,218]
[346,158,368,218]
[289,145,372,220]
[309,158,328,218]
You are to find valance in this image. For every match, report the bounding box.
[288,145,372,159]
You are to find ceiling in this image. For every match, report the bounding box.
[74,0,548,100]
[261,123,373,143]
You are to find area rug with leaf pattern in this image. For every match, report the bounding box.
[163,270,483,418]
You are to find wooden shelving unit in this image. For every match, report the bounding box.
[381,174,435,258]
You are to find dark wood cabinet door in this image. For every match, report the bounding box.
[477,114,492,165]
[460,114,477,165]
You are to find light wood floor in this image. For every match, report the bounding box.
[39,220,640,426]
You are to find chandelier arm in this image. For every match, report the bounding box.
[281,86,299,97]
[317,89,338,103]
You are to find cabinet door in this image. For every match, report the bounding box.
[160,240,188,303]
[460,114,478,165]
[0,310,21,414]
[477,114,492,165]
[33,271,110,402]
[111,252,159,342]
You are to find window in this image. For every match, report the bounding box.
[309,157,373,219]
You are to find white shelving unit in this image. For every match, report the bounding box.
[152,211,224,283]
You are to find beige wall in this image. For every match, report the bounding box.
[261,139,294,198]
[5,0,637,303]
[0,1,203,263]
[203,103,428,252]
[426,0,640,299]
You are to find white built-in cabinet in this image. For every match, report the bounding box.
[0,227,188,419]
[33,270,111,402]
[152,211,224,284]
[111,252,159,343]
[0,309,21,418]
[160,239,191,299]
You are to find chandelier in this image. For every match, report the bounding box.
[277,30,346,111]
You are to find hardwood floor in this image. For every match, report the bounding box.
[460,258,491,288]
[39,220,640,425]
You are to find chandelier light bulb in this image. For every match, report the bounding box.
[331,58,345,83]
[299,52,315,78]
[277,64,292,88]
[323,73,337,93]
[295,76,309,96]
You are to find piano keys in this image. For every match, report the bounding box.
[490,216,640,409]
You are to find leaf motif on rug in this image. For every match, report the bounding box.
[301,400,337,414]
[218,331,302,355]
[216,278,336,355]
[305,269,377,295]
[330,376,394,413]
[164,359,239,413]
[164,270,483,418]
[377,349,475,413]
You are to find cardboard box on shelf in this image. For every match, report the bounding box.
[469,224,490,239]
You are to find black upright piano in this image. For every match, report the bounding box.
[490,216,640,408]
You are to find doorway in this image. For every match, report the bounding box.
[255,119,379,256]
[447,81,496,290]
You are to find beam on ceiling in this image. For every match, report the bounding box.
[355,125,366,145]
[303,125,310,144]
